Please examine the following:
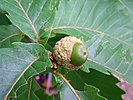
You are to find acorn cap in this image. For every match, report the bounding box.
[53,36,87,70]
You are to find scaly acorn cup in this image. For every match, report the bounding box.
[53,36,88,70]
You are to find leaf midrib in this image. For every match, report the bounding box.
[0,33,20,43]
[51,26,133,48]
[119,0,133,14]
[4,57,40,100]
[15,0,39,42]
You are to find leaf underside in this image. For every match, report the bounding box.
[0,0,59,42]
[60,83,106,100]
[50,0,133,86]
[0,42,45,100]
[85,35,133,86]
[8,54,52,99]
[51,0,133,54]
[0,25,22,48]
[66,69,124,100]
[0,0,133,100]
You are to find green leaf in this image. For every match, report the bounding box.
[9,78,40,100]
[0,42,45,100]
[69,69,124,100]
[0,0,59,42]
[35,89,54,100]
[0,25,22,48]
[78,85,106,100]
[66,69,124,100]
[84,35,133,86]
[8,54,52,99]
[34,73,57,100]
[60,83,106,100]
[55,70,106,100]
[119,0,133,14]
[0,11,11,25]
[51,0,133,54]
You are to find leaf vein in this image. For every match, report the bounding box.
[111,23,132,36]
[119,0,133,13]
[26,0,33,13]
[15,0,39,42]
[118,30,132,38]
[88,58,122,75]
[55,1,65,26]
[4,57,40,100]
[123,62,133,75]
[90,1,117,28]
[82,0,100,26]
[0,33,19,43]
[67,0,77,25]
[33,1,45,24]
[96,8,124,30]
[103,18,122,33]
[104,45,121,66]
[51,26,133,48]
[27,79,32,100]
[74,0,87,25]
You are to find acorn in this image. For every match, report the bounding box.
[53,36,88,70]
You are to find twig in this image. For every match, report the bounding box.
[55,72,81,100]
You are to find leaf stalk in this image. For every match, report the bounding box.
[55,72,81,100]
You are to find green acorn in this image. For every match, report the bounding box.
[53,36,88,70]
